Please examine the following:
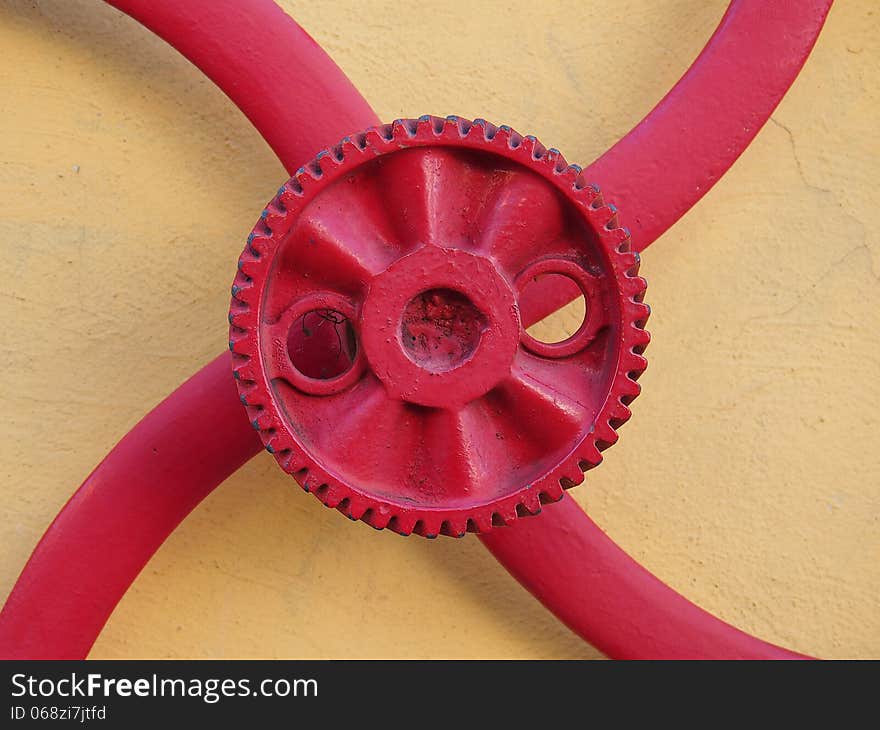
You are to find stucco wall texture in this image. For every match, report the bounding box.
[0,0,877,659]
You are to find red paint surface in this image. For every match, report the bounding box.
[105,0,380,173]
[480,496,808,659]
[402,288,487,370]
[0,354,262,659]
[0,0,832,659]
[524,0,834,325]
[230,117,648,537]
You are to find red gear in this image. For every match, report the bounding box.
[229,116,649,537]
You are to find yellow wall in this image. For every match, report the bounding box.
[0,0,877,658]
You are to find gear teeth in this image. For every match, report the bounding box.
[518,492,541,516]
[466,513,492,534]
[228,310,245,328]
[311,483,337,509]
[490,508,517,528]
[558,466,585,488]
[521,134,548,161]
[249,411,274,431]
[388,513,417,537]
[263,204,287,233]
[629,352,649,375]
[618,376,642,404]
[405,115,444,137]
[391,117,419,140]
[577,441,603,470]
[493,124,524,151]
[230,115,649,539]
[444,115,472,136]
[338,495,369,522]
[632,327,651,352]
[292,164,320,193]
[605,226,630,248]
[231,356,259,383]
[602,203,620,231]
[608,400,632,427]
[236,256,258,281]
[573,170,591,191]
[336,136,362,161]
[440,516,468,538]
[362,506,393,531]
[545,147,570,174]
[470,118,499,142]
[413,515,444,538]
[621,274,646,300]
[366,123,394,146]
[594,420,620,451]
[539,481,565,504]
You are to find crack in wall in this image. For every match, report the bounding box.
[769,116,832,194]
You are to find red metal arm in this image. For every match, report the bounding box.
[480,497,809,660]
[593,0,832,253]
[0,354,262,659]
[523,0,833,325]
[105,0,380,173]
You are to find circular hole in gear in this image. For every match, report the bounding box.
[522,273,587,344]
[286,309,358,380]
[400,288,488,372]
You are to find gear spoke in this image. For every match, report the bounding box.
[296,374,386,447]
[490,361,589,454]
[476,168,568,276]
[514,342,612,397]
[278,373,422,492]
[271,185,402,304]
[376,146,495,250]
[416,404,498,503]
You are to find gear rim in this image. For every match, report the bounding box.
[229,115,650,538]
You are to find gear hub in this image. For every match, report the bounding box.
[229,116,649,537]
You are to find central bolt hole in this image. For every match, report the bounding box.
[401,288,487,372]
